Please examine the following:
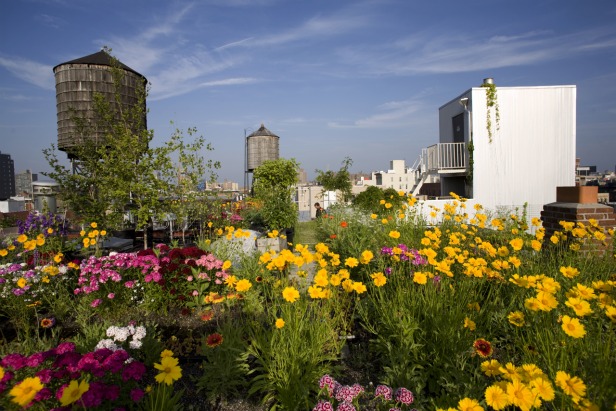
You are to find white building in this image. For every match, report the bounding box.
[413,78,576,224]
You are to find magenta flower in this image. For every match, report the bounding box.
[313,400,334,411]
[375,384,393,400]
[394,387,414,405]
[130,388,145,402]
[336,402,356,411]
[91,298,102,307]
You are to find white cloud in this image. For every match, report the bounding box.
[0,55,54,90]
[329,99,423,129]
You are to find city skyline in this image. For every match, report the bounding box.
[1,0,615,183]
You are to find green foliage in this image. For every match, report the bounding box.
[252,158,300,231]
[352,186,405,214]
[315,157,354,203]
[482,81,500,143]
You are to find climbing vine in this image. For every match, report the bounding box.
[483,81,500,143]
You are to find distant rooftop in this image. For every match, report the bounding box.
[247,123,279,138]
[53,50,145,79]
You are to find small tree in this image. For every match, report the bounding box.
[252,158,299,231]
[315,157,353,203]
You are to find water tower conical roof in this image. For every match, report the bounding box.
[247,123,279,138]
[53,50,145,79]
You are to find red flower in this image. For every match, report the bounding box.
[340,221,348,228]
[200,311,214,322]
[473,338,493,357]
[206,333,224,348]
[330,234,337,239]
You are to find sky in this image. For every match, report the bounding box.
[1,0,615,185]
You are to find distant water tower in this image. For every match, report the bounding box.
[244,124,280,192]
[53,50,147,166]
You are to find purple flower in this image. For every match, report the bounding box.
[130,388,145,402]
[1,353,26,370]
[54,342,76,354]
[394,387,414,405]
[123,361,147,382]
[25,352,45,367]
[35,368,54,384]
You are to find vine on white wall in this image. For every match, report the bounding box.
[482,81,500,143]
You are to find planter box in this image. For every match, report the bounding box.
[556,186,598,204]
[257,237,287,253]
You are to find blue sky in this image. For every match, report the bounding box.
[1,0,615,184]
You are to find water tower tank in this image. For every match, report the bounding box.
[53,50,147,158]
[246,124,279,171]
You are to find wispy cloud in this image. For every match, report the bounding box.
[329,99,423,129]
[338,27,616,75]
[0,55,54,90]
[34,13,65,29]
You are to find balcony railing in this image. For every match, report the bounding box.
[423,142,467,173]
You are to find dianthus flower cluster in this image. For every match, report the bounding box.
[96,324,147,351]
[380,244,426,265]
[0,342,147,409]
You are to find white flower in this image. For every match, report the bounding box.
[114,328,129,342]
[134,326,146,340]
[95,339,119,351]
[129,340,143,349]
[106,326,119,338]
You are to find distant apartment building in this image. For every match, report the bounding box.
[15,169,37,197]
[0,151,16,200]
[365,160,438,193]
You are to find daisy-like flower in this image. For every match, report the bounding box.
[560,265,580,279]
[235,279,252,292]
[59,379,89,406]
[464,317,476,331]
[473,339,493,358]
[506,379,534,410]
[457,397,484,411]
[154,356,182,385]
[9,376,44,407]
[565,297,593,317]
[507,311,525,327]
[561,315,586,338]
[206,333,224,348]
[275,318,285,329]
[481,359,502,377]
[344,257,359,268]
[555,371,586,402]
[485,385,509,410]
[40,317,56,328]
[531,377,555,401]
[282,286,300,303]
[413,272,428,285]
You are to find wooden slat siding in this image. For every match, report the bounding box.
[54,63,146,155]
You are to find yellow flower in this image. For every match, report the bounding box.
[457,397,484,411]
[282,286,300,303]
[60,380,89,406]
[9,376,44,407]
[90,222,98,228]
[555,371,586,402]
[413,272,428,285]
[0,365,4,380]
[275,318,285,329]
[507,311,525,327]
[389,230,400,239]
[235,279,252,292]
[506,379,534,410]
[100,230,107,236]
[381,218,388,224]
[565,298,592,317]
[370,213,377,219]
[560,266,580,279]
[352,281,367,294]
[360,250,374,264]
[605,305,616,323]
[531,240,542,251]
[485,385,509,410]
[464,317,476,331]
[160,349,174,358]
[17,234,27,243]
[561,315,586,338]
[154,356,182,385]
[224,275,238,287]
[0,249,7,257]
[17,277,27,288]
[344,257,359,268]
[370,272,387,287]
[531,377,555,401]
[509,238,524,251]
[481,359,502,377]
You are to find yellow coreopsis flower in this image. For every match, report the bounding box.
[555,371,586,402]
[282,286,300,303]
[275,318,285,329]
[60,380,90,406]
[481,359,502,377]
[360,250,374,264]
[485,385,509,410]
[352,281,367,294]
[389,230,400,239]
[531,377,555,401]
[464,317,476,331]
[560,266,580,279]
[344,257,359,268]
[90,222,98,229]
[565,298,592,317]
[370,272,387,287]
[509,238,524,251]
[235,279,252,292]
[17,234,28,243]
[0,249,7,257]
[222,260,232,270]
[507,311,525,327]
[154,356,182,385]
[413,272,428,285]
[561,315,586,338]
[457,397,484,411]
[506,379,534,410]
[9,377,44,407]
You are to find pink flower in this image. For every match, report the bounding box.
[107,293,115,299]
[375,384,393,400]
[187,275,193,282]
[91,299,102,307]
[313,400,334,411]
[394,387,414,405]
[336,402,356,411]
[192,290,199,296]
[130,388,145,402]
